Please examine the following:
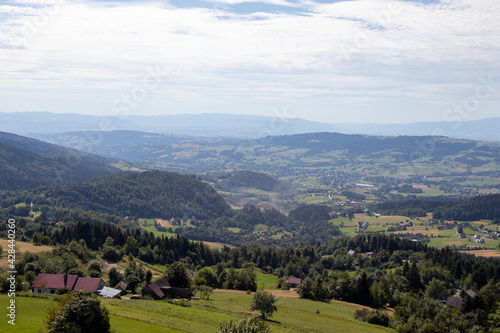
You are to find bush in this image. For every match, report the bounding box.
[103,247,121,262]
[354,308,390,327]
[45,290,110,332]
[55,287,71,295]
[87,260,102,273]
[218,317,271,333]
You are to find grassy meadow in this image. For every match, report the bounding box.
[0,292,393,333]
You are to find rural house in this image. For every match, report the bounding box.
[114,281,128,294]
[284,277,302,287]
[31,273,105,294]
[142,277,193,300]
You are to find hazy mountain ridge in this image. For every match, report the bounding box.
[27,129,500,178]
[2,111,500,141]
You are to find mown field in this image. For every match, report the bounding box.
[0,292,394,333]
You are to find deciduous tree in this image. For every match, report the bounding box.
[251,290,277,320]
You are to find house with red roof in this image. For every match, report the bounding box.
[284,277,302,287]
[31,273,104,295]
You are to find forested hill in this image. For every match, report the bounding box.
[31,170,232,220]
[433,193,500,221]
[0,131,119,190]
[267,132,477,157]
[371,194,500,221]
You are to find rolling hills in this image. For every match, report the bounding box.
[28,130,500,178]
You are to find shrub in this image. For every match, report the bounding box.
[218,317,271,333]
[55,287,71,295]
[45,290,110,332]
[354,308,390,327]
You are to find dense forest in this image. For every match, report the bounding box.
[3,170,232,221]
[0,170,341,246]
[433,194,500,221]
[371,194,500,222]
[0,131,118,190]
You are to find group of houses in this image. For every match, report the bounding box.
[30,272,304,301]
[30,272,193,300]
[31,273,124,298]
[445,290,478,309]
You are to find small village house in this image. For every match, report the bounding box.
[31,273,104,294]
[284,277,302,287]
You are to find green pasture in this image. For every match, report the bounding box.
[255,271,279,290]
[138,218,177,238]
[0,292,394,333]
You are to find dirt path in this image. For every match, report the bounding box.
[202,241,224,248]
[156,218,172,228]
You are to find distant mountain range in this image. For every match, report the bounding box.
[1,111,499,142]
[0,131,119,190]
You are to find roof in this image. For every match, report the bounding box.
[98,286,122,298]
[347,250,356,255]
[285,277,302,285]
[32,274,65,289]
[446,296,463,309]
[114,281,128,291]
[153,277,171,288]
[31,273,78,290]
[32,274,103,293]
[466,290,478,298]
[144,277,171,298]
[73,277,104,293]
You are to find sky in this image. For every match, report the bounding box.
[0,0,499,124]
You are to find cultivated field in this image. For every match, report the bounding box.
[465,250,500,257]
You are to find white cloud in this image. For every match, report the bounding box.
[0,0,498,122]
[201,0,298,5]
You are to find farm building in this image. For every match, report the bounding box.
[142,277,193,300]
[114,281,128,294]
[98,286,122,298]
[285,277,302,287]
